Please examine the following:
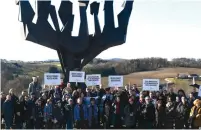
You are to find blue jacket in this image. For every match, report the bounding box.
[88,104,98,126]
[44,104,53,120]
[74,104,88,121]
[3,100,14,119]
[83,97,91,106]
[100,94,113,113]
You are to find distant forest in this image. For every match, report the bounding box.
[83,58,201,76]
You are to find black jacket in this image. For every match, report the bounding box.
[141,103,156,122]
[176,102,190,120]
[53,105,64,121]
[64,104,74,122]
[155,106,165,124]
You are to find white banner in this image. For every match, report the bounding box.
[86,74,101,86]
[108,76,123,87]
[198,85,201,97]
[143,79,160,91]
[44,73,61,85]
[69,71,85,83]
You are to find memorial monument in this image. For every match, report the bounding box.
[16,0,134,83]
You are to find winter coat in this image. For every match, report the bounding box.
[23,100,35,120]
[176,102,190,120]
[44,104,53,121]
[88,104,98,127]
[53,105,64,121]
[34,104,43,119]
[124,103,137,127]
[28,82,42,98]
[155,106,166,125]
[165,102,176,121]
[14,99,24,123]
[100,94,113,114]
[74,104,88,121]
[3,100,14,120]
[189,106,201,127]
[64,104,74,122]
[111,101,124,125]
[141,103,156,122]
[1,97,6,118]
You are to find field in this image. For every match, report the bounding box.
[2,59,201,95]
[101,67,201,93]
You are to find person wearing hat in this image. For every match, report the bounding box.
[28,76,42,98]
[52,100,64,129]
[124,98,138,128]
[64,99,74,129]
[88,97,98,128]
[189,99,201,128]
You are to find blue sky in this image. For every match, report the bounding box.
[0,0,201,61]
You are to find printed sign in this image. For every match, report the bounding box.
[143,79,160,91]
[108,76,123,87]
[86,74,101,86]
[44,73,61,85]
[198,86,201,97]
[69,71,85,83]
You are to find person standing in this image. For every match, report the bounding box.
[165,96,176,129]
[44,99,53,129]
[2,95,14,129]
[189,99,201,129]
[28,76,42,98]
[88,98,98,129]
[23,96,35,129]
[155,100,166,129]
[124,98,137,129]
[64,99,74,129]
[175,96,190,129]
[141,96,156,129]
[1,92,6,129]
[74,98,88,129]
[33,99,44,129]
[52,100,64,129]
[112,96,124,129]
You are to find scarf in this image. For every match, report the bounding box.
[116,102,120,114]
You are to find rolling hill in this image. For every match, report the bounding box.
[1,58,201,95]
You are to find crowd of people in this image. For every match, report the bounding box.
[1,76,201,129]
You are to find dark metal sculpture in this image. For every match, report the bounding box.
[16,0,133,83]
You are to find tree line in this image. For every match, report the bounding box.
[83,58,201,76]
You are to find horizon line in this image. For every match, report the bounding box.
[1,57,201,62]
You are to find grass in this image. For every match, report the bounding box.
[101,67,201,93]
[23,65,201,93]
